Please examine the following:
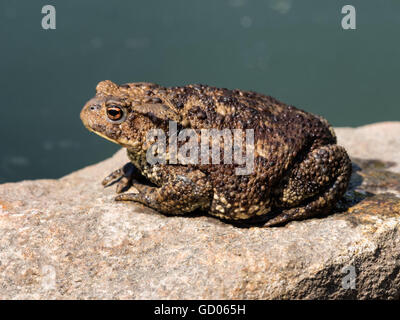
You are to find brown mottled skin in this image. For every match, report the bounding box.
[80,80,352,226]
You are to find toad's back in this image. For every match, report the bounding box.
[174,84,337,171]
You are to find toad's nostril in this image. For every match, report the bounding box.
[90,105,100,111]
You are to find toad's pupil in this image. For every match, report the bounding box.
[107,107,122,120]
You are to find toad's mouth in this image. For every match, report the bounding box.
[86,125,121,145]
[84,124,138,149]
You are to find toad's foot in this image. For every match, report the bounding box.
[102,162,139,193]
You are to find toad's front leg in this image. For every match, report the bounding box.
[102,162,144,193]
[115,167,212,215]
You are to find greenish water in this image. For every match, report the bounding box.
[1,0,399,183]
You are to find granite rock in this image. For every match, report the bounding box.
[0,122,400,299]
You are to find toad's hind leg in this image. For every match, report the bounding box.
[264,145,352,227]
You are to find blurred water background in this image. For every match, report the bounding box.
[0,0,399,182]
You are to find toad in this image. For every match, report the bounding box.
[80,80,351,226]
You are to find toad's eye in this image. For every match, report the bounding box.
[106,106,124,122]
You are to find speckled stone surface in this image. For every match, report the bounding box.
[0,122,399,299]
